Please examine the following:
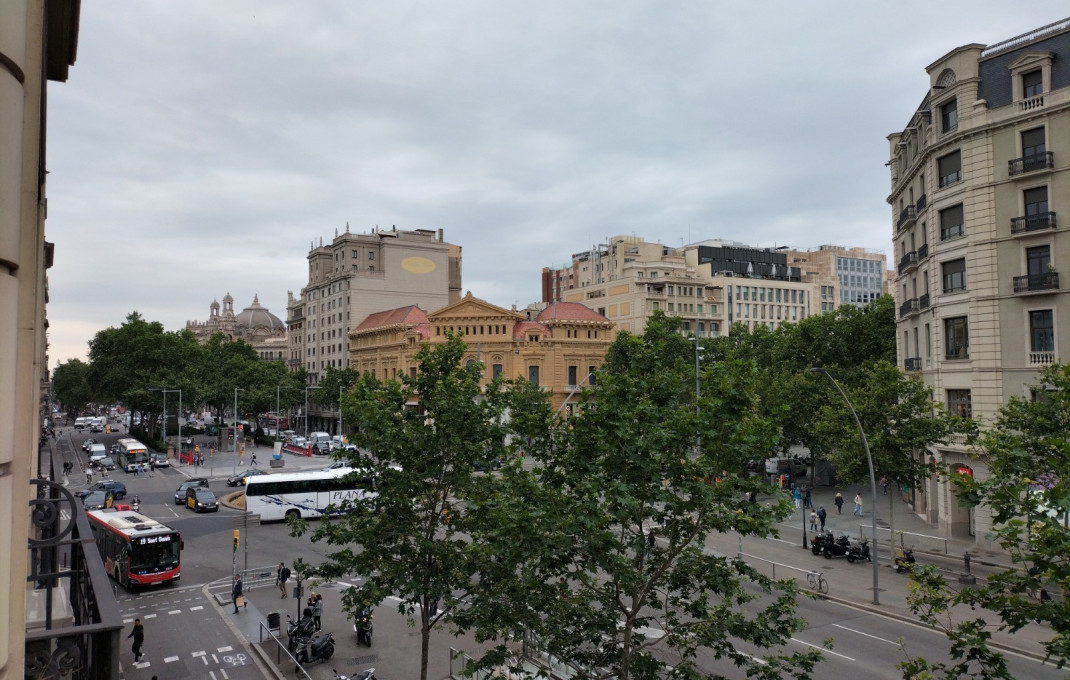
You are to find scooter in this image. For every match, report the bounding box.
[811,531,851,558]
[294,631,335,670]
[286,611,316,654]
[846,537,871,563]
[353,607,373,647]
[334,668,376,680]
[130,495,141,512]
[894,547,916,573]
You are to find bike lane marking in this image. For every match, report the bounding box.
[832,622,899,645]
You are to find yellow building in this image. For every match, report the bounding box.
[350,293,615,413]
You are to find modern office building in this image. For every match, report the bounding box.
[349,293,614,414]
[3,2,121,677]
[780,246,890,314]
[888,17,1070,543]
[185,293,288,361]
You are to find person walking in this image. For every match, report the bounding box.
[313,593,323,631]
[792,487,801,510]
[809,509,818,531]
[803,486,812,509]
[250,452,258,466]
[86,467,93,484]
[128,618,145,662]
[817,505,827,531]
[232,576,244,614]
[277,562,291,598]
[834,492,844,514]
[853,493,864,516]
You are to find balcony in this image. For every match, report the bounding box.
[897,251,918,275]
[899,298,920,318]
[1013,271,1059,294]
[919,293,930,310]
[1029,350,1056,366]
[915,194,927,213]
[897,205,917,231]
[1008,151,1054,176]
[1011,212,1056,235]
[916,243,929,262]
[904,357,923,371]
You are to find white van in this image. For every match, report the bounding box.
[88,443,107,463]
[74,417,89,430]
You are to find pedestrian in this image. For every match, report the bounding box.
[834,492,844,514]
[86,467,93,484]
[882,477,889,495]
[809,509,818,531]
[232,576,244,614]
[128,618,145,662]
[149,458,156,474]
[132,463,140,477]
[853,493,864,516]
[313,593,323,631]
[277,562,291,598]
[429,597,439,617]
[803,486,812,509]
[793,486,801,510]
[817,505,827,531]
[250,452,258,466]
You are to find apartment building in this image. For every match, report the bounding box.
[780,246,890,314]
[888,17,1070,543]
[349,293,614,414]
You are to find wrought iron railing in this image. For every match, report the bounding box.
[1013,272,1059,293]
[1011,212,1056,234]
[1009,151,1054,176]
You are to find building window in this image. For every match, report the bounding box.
[1026,245,1051,277]
[1021,128,1047,171]
[369,252,375,260]
[940,99,958,133]
[946,389,972,418]
[528,365,540,385]
[1024,186,1049,224]
[944,316,969,360]
[942,258,967,293]
[938,151,962,188]
[940,204,964,240]
[1030,310,1054,353]
[568,365,578,386]
[1023,69,1043,98]
[588,366,597,386]
[492,363,503,380]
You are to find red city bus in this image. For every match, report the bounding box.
[85,508,183,588]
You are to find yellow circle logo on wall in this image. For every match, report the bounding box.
[402,256,436,274]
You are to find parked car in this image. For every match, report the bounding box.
[226,468,267,487]
[474,458,502,472]
[78,480,127,500]
[151,452,170,468]
[81,491,111,510]
[185,488,219,512]
[81,438,98,452]
[174,478,210,504]
[92,456,116,471]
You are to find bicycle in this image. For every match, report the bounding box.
[807,571,828,594]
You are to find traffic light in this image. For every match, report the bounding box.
[232,529,240,552]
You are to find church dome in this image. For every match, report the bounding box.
[233,294,285,332]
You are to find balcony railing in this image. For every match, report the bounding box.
[916,243,929,261]
[1011,212,1057,235]
[1008,151,1054,176]
[919,293,930,310]
[897,251,918,275]
[1013,271,1059,293]
[904,357,923,371]
[915,194,927,213]
[1029,350,1056,366]
[899,298,920,318]
[897,205,917,231]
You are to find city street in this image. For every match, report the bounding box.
[51,426,1062,679]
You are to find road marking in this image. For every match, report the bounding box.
[168,609,182,615]
[791,637,854,661]
[218,646,233,652]
[144,614,157,619]
[212,653,219,663]
[133,660,151,668]
[220,669,230,678]
[192,651,206,657]
[191,605,204,611]
[832,623,899,645]
[164,656,179,663]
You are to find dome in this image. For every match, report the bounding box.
[233,294,285,332]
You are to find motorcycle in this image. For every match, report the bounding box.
[353,607,374,647]
[811,531,851,558]
[286,611,316,654]
[294,631,335,670]
[894,547,916,573]
[334,668,377,680]
[846,537,871,563]
[130,495,141,512]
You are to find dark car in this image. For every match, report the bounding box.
[151,452,171,468]
[77,480,127,500]
[474,458,502,472]
[81,437,98,452]
[226,468,267,487]
[81,491,111,510]
[92,456,116,471]
[174,478,210,504]
[185,488,219,512]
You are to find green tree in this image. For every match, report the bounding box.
[52,359,92,417]
[902,363,1070,679]
[504,312,820,680]
[300,333,533,680]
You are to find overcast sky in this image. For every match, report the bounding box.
[45,2,1069,368]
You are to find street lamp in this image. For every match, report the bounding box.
[811,366,880,605]
[304,386,316,438]
[276,385,295,441]
[233,388,244,475]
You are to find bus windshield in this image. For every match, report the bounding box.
[130,534,181,571]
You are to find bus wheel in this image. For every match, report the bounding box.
[113,564,122,582]
[285,509,300,521]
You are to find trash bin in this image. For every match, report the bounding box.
[267,612,281,631]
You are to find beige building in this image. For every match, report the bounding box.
[780,245,890,315]
[185,293,288,361]
[350,293,614,414]
[888,18,1070,543]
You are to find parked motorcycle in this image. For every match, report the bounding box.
[353,607,373,647]
[846,537,871,563]
[894,547,916,573]
[811,531,851,558]
[286,610,316,654]
[294,631,335,670]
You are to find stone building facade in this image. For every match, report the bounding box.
[888,17,1070,543]
[185,293,288,361]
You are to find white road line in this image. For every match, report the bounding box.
[209,672,218,680]
[217,646,233,652]
[791,637,855,661]
[832,623,900,645]
[220,668,230,679]
[168,609,182,615]
[192,651,206,657]
[143,614,157,619]
[191,606,204,611]
[164,656,179,663]
[123,618,133,624]
[133,661,151,668]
